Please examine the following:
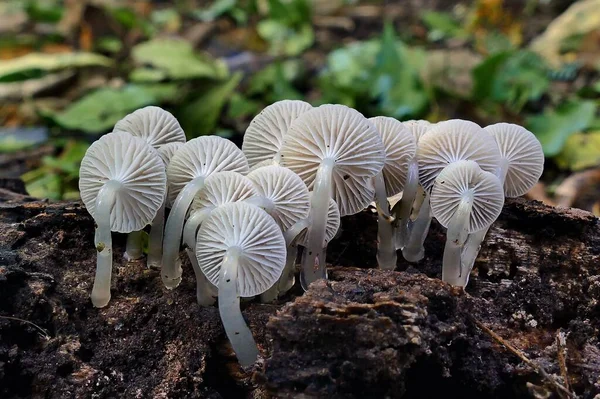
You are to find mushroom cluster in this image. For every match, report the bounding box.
[79,102,543,367]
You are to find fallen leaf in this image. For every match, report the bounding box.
[555,131,600,171]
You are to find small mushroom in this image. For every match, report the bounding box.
[113,106,186,262]
[403,119,501,262]
[369,116,416,270]
[244,165,311,301]
[242,100,312,167]
[146,142,185,269]
[183,171,257,306]
[196,202,286,367]
[280,104,385,289]
[460,123,544,286]
[430,160,504,286]
[79,132,166,307]
[161,136,249,289]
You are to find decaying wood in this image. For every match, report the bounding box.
[0,197,599,398]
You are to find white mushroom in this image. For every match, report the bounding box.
[242,100,312,167]
[161,136,249,289]
[196,202,286,367]
[369,116,416,270]
[430,160,504,286]
[280,104,385,289]
[459,123,544,286]
[79,132,166,307]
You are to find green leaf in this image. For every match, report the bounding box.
[131,38,228,80]
[257,20,314,56]
[420,10,467,41]
[555,131,600,170]
[25,0,63,23]
[526,100,597,156]
[178,72,243,138]
[227,93,262,119]
[0,52,113,82]
[42,86,157,133]
[137,83,182,103]
[248,60,303,96]
[192,0,237,21]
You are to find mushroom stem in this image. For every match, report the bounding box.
[125,230,143,260]
[392,158,419,249]
[402,190,431,262]
[459,161,509,286]
[373,173,396,270]
[442,192,473,286]
[91,180,122,308]
[244,196,276,213]
[300,158,335,290]
[183,208,217,306]
[161,176,206,289]
[147,200,166,269]
[219,246,259,367]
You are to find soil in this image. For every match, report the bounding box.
[0,194,599,398]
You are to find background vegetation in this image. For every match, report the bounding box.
[0,0,598,212]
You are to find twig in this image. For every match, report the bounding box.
[556,329,570,391]
[0,315,51,341]
[469,315,575,399]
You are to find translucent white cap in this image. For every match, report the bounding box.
[402,119,432,144]
[196,202,286,297]
[157,142,184,166]
[114,106,186,149]
[191,171,256,211]
[431,160,504,233]
[79,131,167,233]
[242,100,312,167]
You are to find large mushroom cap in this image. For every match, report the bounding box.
[369,116,417,197]
[431,160,504,233]
[79,131,167,233]
[196,202,286,297]
[242,100,312,167]
[297,196,340,246]
[158,142,184,166]
[249,158,278,172]
[402,119,432,144]
[114,106,186,149]
[167,136,249,204]
[280,104,385,216]
[417,119,501,191]
[247,165,310,231]
[191,171,256,211]
[484,123,544,198]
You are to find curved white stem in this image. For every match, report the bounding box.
[147,200,166,269]
[91,180,121,308]
[393,158,419,249]
[183,208,216,306]
[161,177,205,290]
[244,196,275,213]
[125,230,143,260]
[442,192,473,286]
[219,247,259,367]
[300,158,334,290]
[402,192,432,262]
[374,173,396,270]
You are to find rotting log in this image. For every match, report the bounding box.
[0,197,598,398]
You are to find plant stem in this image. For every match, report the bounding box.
[147,200,166,269]
[91,180,121,308]
[219,247,259,367]
[125,230,143,260]
[161,176,205,290]
[300,158,334,290]
[442,192,473,286]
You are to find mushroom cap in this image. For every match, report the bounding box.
[280,104,385,216]
[196,202,286,297]
[369,116,417,197]
[431,160,504,234]
[167,136,249,204]
[79,131,167,233]
[247,165,310,231]
[242,100,312,167]
[114,106,186,149]
[402,119,432,144]
[158,142,184,166]
[417,119,501,191]
[249,158,279,172]
[191,171,256,211]
[297,196,340,247]
[484,123,544,198]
